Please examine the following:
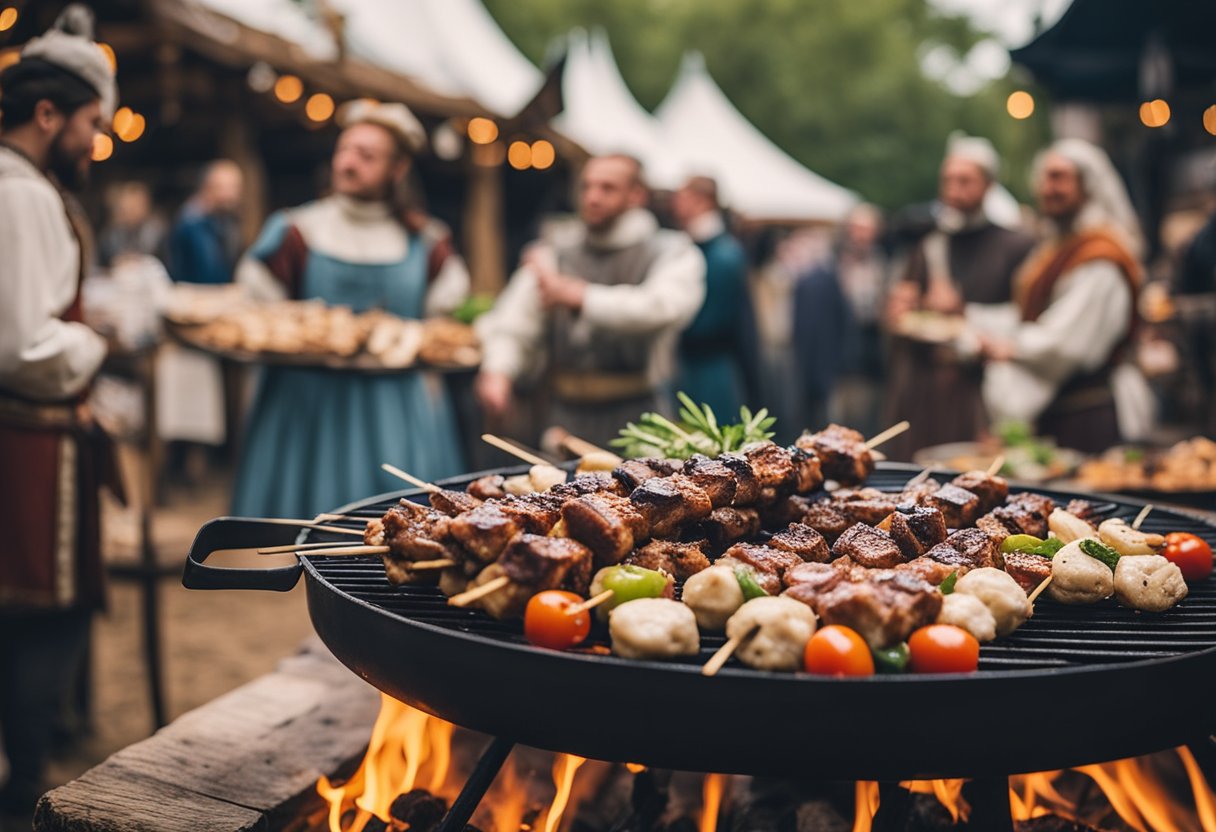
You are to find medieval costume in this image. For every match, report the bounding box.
[231,191,469,519]
[477,208,705,447]
[676,211,750,417]
[978,140,1152,453]
[882,137,1035,461]
[0,6,116,814]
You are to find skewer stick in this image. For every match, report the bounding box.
[561,432,621,462]
[252,518,363,536]
[906,467,933,487]
[286,544,389,557]
[313,512,356,522]
[407,558,457,571]
[1131,504,1154,531]
[566,590,614,616]
[986,455,1006,477]
[448,575,511,607]
[1027,574,1053,606]
[480,433,549,467]
[864,420,910,451]
[381,463,442,494]
[258,540,364,554]
[701,624,758,677]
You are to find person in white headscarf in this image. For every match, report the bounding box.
[881,133,1036,460]
[974,138,1153,452]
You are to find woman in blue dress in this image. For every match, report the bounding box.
[231,103,468,518]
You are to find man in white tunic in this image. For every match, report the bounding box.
[974,139,1153,452]
[475,155,706,447]
[0,5,114,816]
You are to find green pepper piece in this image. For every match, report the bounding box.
[939,572,957,595]
[1079,538,1120,572]
[596,565,671,619]
[1000,534,1064,558]
[734,568,769,601]
[873,643,910,674]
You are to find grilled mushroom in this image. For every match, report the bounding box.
[1114,555,1187,612]
[725,596,818,672]
[682,565,746,631]
[608,598,700,660]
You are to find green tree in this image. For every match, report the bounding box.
[483,0,1049,209]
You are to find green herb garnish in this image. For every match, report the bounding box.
[612,392,776,460]
[1079,538,1120,572]
[939,572,957,595]
[734,568,769,601]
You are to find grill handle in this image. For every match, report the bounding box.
[182,517,305,592]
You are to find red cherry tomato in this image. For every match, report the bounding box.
[524,591,591,650]
[803,625,875,676]
[908,625,980,674]
[1162,533,1214,582]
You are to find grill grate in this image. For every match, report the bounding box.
[304,466,1216,674]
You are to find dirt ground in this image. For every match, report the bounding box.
[34,459,319,794]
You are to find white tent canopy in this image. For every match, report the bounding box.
[553,29,685,190]
[191,0,544,116]
[655,51,856,222]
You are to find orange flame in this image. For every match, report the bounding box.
[543,753,587,832]
[853,781,879,832]
[700,773,726,832]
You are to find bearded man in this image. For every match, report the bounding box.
[0,5,115,816]
[475,154,706,447]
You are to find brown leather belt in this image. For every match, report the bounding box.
[0,393,78,431]
[551,371,653,404]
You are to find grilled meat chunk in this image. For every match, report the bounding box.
[629,474,713,538]
[783,561,846,593]
[768,523,831,563]
[976,513,1013,543]
[887,505,948,560]
[1066,498,1099,523]
[924,484,982,528]
[759,495,814,529]
[895,557,960,586]
[499,534,593,596]
[950,472,1009,514]
[430,489,482,517]
[499,496,563,533]
[467,474,507,501]
[717,543,804,595]
[983,493,1054,540]
[612,458,682,492]
[549,472,625,500]
[788,444,825,493]
[562,492,650,567]
[813,572,942,648]
[449,504,525,563]
[946,528,1003,570]
[923,543,979,574]
[682,455,739,508]
[1003,551,1053,593]
[699,506,762,550]
[742,442,799,503]
[831,523,906,569]
[718,452,762,505]
[625,539,712,580]
[834,490,899,526]
[896,478,942,506]
[799,500,852,544]
[795,424,875,485]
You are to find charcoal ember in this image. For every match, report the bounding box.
[390,789,447,831]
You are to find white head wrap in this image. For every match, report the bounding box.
[20,5,117,120]
[945,131,1000,181]
[1034,138,1145,259]
[339,100,427,156]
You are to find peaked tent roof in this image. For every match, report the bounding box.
[553,29,685,190]
[655,52,856,223]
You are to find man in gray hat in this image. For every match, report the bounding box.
[0,5,115,818]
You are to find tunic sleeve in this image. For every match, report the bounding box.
[0,178,105,401]
[475,265,546,380]
[580,236,707,335]
[235,211,307,300]
[424,253,471,317]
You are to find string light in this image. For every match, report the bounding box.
[246,62,276,93]
[112,107,134,136]
[91,134,113,162]
[507,140,532,170]
[274,75,304,104]
[0,49,17,71]
[118,113,145,142]
[1204,106,1216,137]
[96,43,116,72]
[1139,99,1170,128]
[305,93,335,122]
[0,7,17,32]
[530,140,555,170]
[1006,91,1034,120]
[467,117,498,145]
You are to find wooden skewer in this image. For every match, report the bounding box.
[258,540,364,554]
[906,467,933,487]
[1132,504,1154,531]
[864,420,910,451]
[1028,574,1053,606]
[701,625,756,677]
[252,518,363,536]
[561,433,621,462]
[284,544,389,557]
[480,433,549,467]
[566,590,614,616]
[407,558,457,571]
[448,575,511,607]
[986,455,1006,477]
[313,512,356,522]
[381,463,442,493]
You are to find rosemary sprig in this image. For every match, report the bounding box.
[611,394,777,460]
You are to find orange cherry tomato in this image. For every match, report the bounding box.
[908,625,979,674]
[524,590,591,650]
[803,625,875,676]
[1162,533,1214,582]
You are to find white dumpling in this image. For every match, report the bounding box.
[682,565,745,631]
[1114,555,1187,612]
[609,598,700,660]
[955,567,1031,636]
[937,592,998,642]
[725,596,818,672]
[1048,540,1114,605]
